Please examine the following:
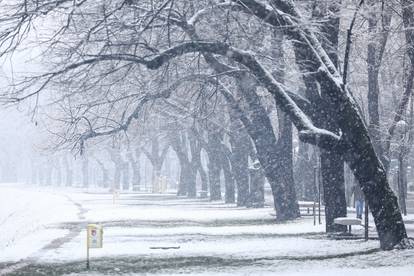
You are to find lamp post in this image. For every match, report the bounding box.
[313,166,317,226]
[313,165,322,226]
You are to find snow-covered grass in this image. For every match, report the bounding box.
[1,183,414,275]
[0,184,78,262]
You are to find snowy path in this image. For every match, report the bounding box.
[1,185,414,275]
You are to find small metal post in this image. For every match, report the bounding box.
[318,172,322,225]
[313,202,316,226]
[398,148,408,216]
[86,228,90,269]
[402,171,408,216]
[364,201,369,241]
[313,166,317,226]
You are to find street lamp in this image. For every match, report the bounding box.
[313,165,321,225]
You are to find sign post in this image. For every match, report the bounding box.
[86,224,103,269]
[313,166,317,226]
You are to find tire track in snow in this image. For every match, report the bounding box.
[41,195,88,250]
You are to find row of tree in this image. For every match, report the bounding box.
[1,0,414,249]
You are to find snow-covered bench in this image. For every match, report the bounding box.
[334,217,362,233]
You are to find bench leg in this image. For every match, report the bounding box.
[348,225,352,233]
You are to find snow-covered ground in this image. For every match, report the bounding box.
[1,183,414,275]
[0,185,78,263]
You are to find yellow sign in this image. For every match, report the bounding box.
[87,224,103,248]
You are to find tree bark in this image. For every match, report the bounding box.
[171,130,197,197]
[294,142,315,200]
[121,159,130,191]
[206,130,223,201]
[248,162,265,208]
[82,154,89,188]
[54,157,62,186]
[291,0,348,232]
[221,148,236,204]
[128,149,141,191]
[321,151,347,232]
[63,156,73,187]
[109,148,123,190]
[95,158,109,188]
[366,1,392,168]
[316,1,348,232]
[143,136,169,193]
[229,115,250,206]
[271,29,299,216]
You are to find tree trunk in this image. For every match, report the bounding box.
[128,149,141,191]
[82,155,89,188]
[63,156,73,187]
[143,136,169,193]
[170,130,197,197]
[294,142,315,200]
[176,156,196,197]
[38,166,45,186]
[109,148,122,191]
[321,151,347,232]
[96,159,109,188]
[199,164,209,197]
[248,161,265,208]
[236,74,300,219]
[188,130,204,198]
[113,165,121,190]
[184,163,197,198]
[208,154,222,200]
[270,29,299,215]
[152,164,162,193]
[121,159,130,191]
[44,162,52,186]
[292,0,348,232]
[275,108,298,213]
[222,153,235,204]
[206,130,223,201]
[366,0,392,168]
[229,114,250,206]
[176,165,187,196]
[54,158,62,186]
